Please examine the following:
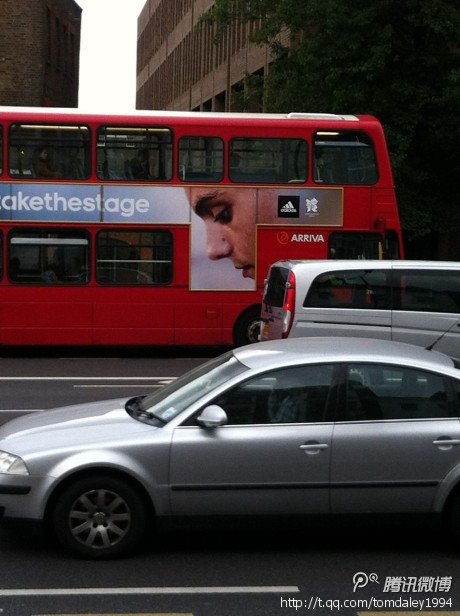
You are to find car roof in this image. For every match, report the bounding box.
[234,337,458,375]
[270,259,460,271]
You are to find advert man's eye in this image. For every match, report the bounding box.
[213,205,232,224]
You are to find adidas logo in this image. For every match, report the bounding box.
[280,201,298,213]
[278,195,300,217]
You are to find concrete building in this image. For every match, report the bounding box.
[136,0,275,112]
[0,0,81,107]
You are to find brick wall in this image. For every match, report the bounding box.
[0,0,81,107]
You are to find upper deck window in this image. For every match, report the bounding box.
[97,126,173,182]
[179,136,224,182]
[229,138,308,184]
[313,131,378,185]
[8,123,90,180]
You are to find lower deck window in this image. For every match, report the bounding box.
[8,230,89,284]
[96,230,173,285]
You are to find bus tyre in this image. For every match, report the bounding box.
[233,305,261,347]
[52,475,147,559]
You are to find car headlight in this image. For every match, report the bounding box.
[0,451,29,475]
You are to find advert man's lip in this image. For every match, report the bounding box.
[241,265,255,279]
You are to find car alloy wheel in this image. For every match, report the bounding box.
[53,475,147,559]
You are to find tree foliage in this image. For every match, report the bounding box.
[206,0,460,243]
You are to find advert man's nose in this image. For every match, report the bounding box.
[206,225,232,260]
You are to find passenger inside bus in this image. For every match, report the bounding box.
[42,262,64,283]
[129,148,150,179]
[36,147,61,178]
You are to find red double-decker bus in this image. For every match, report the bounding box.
[0,107,402,347]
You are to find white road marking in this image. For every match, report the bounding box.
[0,586,299,596]
[74,384,165,388]
[0,377,176,381]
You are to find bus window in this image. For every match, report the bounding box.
[96,230,173,285]
[229,138,308,184]
[8,230,90,284]
[313,131,378,185]
[96,126,173,181]
[329,232,385,260]
[8,124,90,180]
[178,136,224,182]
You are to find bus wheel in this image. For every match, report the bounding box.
[233,305,261,347]
[52,475,147,559]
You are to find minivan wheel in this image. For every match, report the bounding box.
[233,305,261,346]
[52,475,147,559]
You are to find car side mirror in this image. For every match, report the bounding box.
[196,405,228,428]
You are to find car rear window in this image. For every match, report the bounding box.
[264,267,289,308]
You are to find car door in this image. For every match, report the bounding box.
[169,363,336,516]
[391,268,460,359]
[293,268,392,340]
[330,362,460,514]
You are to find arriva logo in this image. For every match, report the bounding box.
[276,231,290,245]
[276,232,325,244]
[291,234,325,242]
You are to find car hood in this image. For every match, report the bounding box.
[0,398,156,454]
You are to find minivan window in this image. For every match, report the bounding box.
[394,270,460,313]
[304,269,391,309]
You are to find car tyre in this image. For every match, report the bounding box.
[448,493,460,546]
[52,475,147,559]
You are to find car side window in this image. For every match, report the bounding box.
[453,378,460,414]
[393,270,460,313]
[342,363,454,422]
[207,364,334,425]
[304,269,391,309]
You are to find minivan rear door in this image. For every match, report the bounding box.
[391,268,460,360]
[260,265,290,340]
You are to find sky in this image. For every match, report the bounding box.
[77,0,147,111]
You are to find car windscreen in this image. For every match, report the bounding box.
[139,350,249,423]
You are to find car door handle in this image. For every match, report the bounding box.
[433,438,460,448]
[300,442,329,454]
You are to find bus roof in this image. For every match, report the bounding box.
[0,106,374,126]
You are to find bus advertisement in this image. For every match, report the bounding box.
[0,108,403,347]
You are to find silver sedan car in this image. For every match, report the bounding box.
[1,337,460,559]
